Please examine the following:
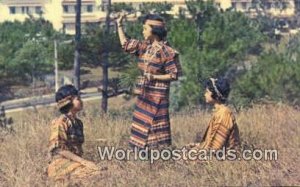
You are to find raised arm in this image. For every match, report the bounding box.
[116,14,127,47]
[116,14,146,55]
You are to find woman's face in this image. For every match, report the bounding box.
[204,88,215,104]
[72,95,83,112]
[142,23,153,40]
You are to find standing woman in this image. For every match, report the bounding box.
[117,14,182,149]
[47,85,99,181]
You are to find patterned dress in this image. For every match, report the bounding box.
[200,105,240,150]
[47,115,98,181]
[123,39,182,149]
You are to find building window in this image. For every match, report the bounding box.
[241,2,247,10]
[296,0,300,10]
[35,6,42,14]
[22,7,25,13]
[64,23,75,31]
[21,6,29,14]
[179,7,186,16]
[265,2,271,10]
[22,6,30,14]
[101,0,109,11]
[87,5,93,12]
[282,2,289,9]
[231,2,237,9]
[9,7,16,14]
[63,5,69,13]
[62,23,66,32]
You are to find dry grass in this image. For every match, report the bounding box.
[0,100,299,186]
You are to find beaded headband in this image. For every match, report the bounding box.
[57,95,73,109]
[210,78,224,100]
[145,20,165,27]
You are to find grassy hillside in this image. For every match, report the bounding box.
[0,100,299,186]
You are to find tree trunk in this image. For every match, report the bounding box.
[74,0,81,90]
[54,40,59,91]
[101,0,111,113]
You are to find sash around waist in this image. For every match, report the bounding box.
[136,76,170,89]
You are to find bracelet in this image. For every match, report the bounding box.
[118,25,123,27]
[152,75,156,80]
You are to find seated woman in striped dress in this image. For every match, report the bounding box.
[47,85,100,181]
[188,78,240,151]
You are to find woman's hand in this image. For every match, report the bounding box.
[144,73,174,81]
[186,143,196,148]
[58,150,99,171]
[186,143,201,149]
[117,13,126,27]
[116,12,128,46]
[81,160,99,171]
[144,72,155,81]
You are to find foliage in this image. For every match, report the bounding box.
[168,1,265,109]
[233,34,300,106]
[111,2,135,13]
[0,18,56,83]
[139,2,173,14]
[1,0,300,109]
[80,23,127,68]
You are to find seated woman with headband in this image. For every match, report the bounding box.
[47,85,100,182]
[188,78,240,153]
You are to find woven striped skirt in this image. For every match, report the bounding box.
[47,157,99,181]
[129,95,172,149]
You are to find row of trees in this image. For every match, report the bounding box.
[0,0,300,110]
[119,0,300,109]
[0,18,55,83]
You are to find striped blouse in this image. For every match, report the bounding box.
[123,39,182,98]
[201,105,240,150]
[48,115,84,158]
